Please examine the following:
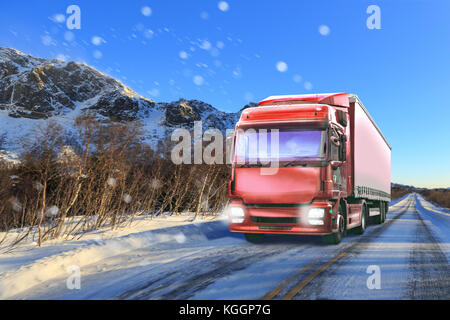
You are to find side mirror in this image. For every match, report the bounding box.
[339,135,347,161]
[337,110,348,127]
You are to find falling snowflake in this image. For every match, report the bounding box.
[276,61,288,72]
[107,177,117,187]
[293,74,302,83]
[51,14,65,23]
[193,75,204,86]
[218,1,230,12]
[210,48,220,57]
[150,178,163,189]
[174,232,187,244]
[304,81,313,90]
[216,41,225,49]
[199,40,212,50]
[45,205,59,217]
[93,50,103,59]
[200,11,209,20]
[318,25,330,36]
[143,29,154,39]
[141,6,152,17]
[179,51,188,59]
[91,36,105,46]
[232,67,242,78]
[123,194,132,204]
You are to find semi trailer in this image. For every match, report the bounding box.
[228,93,391,244]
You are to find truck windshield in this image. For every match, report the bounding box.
[234,129,326,164]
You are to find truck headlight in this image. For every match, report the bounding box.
[308,207,325,225]
[308,208,325,219]
[229,206,245,224]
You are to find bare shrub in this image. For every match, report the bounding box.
[0,117,230,247]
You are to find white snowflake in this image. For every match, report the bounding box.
[150,178,163,189]
[199,40,212,50]
[123,194,132,204]
[218,1,230,12]
[304,81,313,90]
[193,75,204,86]
[141,6,152,17]
[216,41,225,49]
[91,36,105,46]
[179,51,188,59]
[293,74,302,83]
[143,29,154,39]
[174,232,187,244]
[319,25,330,36]
[51,14,65,23]
[200,11,209,20]
[93,50,103,59]
[45,205,59,217]
[107,177,117,187]
[276,61,288,72]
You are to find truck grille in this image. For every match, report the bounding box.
[251,216,298,224]
[258,226,293,231]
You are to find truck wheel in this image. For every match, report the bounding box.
[322,215,344,245]
[373,202,385,224]
[381,203,386,222]
[244,233,264,243]
[355,205,367,234]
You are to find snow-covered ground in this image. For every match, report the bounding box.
[0,194,448,300]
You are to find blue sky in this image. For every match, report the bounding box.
[1,0,449,188]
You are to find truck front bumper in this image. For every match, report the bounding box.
[228,200,335,235]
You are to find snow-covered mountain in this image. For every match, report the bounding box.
[0,47,245,150]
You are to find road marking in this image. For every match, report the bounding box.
[263,200,413,300]
[282,251,347,300]
[263,260,318,300]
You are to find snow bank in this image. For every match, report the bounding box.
[0,215,228,299]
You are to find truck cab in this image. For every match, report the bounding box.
[228,93,390,244]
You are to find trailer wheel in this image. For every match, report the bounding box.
[244,233,264,243]
[355,205,367,234]
[373,202,385,224]
[322,215,344,245]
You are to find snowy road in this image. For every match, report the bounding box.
[1,193,449,300]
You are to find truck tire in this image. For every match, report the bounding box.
[244,233,264,243]
[355,205,367,234]
[373,202,385,224]
[322,215,344,245]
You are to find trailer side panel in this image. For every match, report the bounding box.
[353,101,391,201]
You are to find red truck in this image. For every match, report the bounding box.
[228,93,391,244]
